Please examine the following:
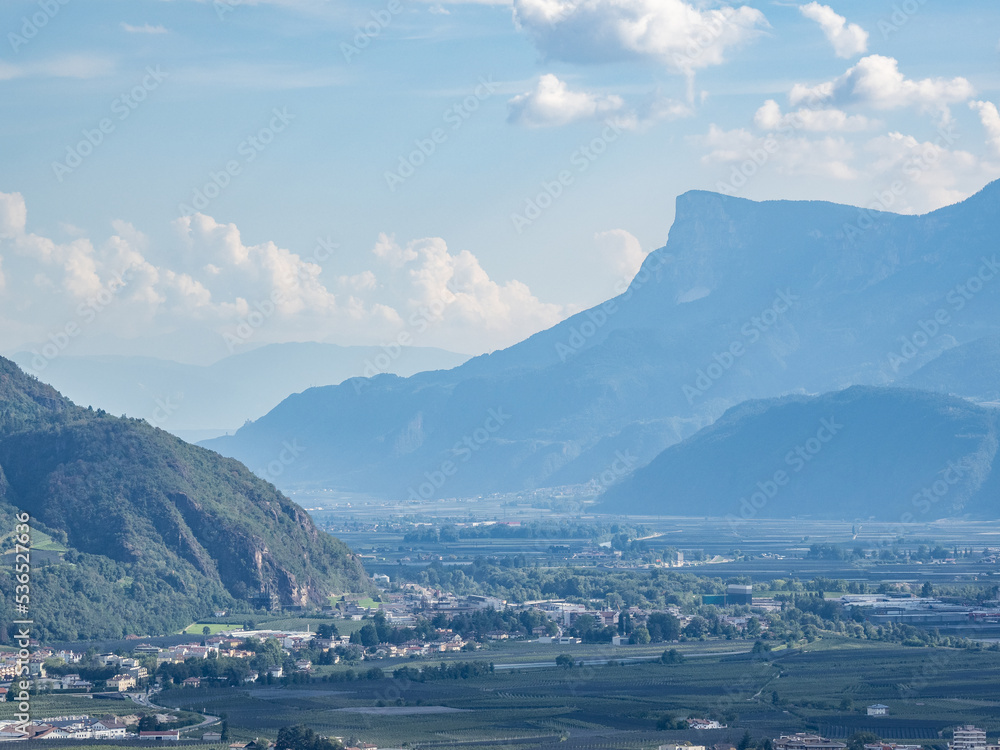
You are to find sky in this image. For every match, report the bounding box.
[2,0,1000,365]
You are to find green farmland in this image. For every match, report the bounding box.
[154,637,1000,750]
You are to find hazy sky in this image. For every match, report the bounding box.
[2,0,999,364]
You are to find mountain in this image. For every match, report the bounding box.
[10,343,469,442]
[903,336,1000,402]
[0,357,370,641]
[203,181,1000,499]
[599,386,1000,522]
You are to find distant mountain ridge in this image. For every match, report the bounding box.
[11,342,468,441]
[203,181,1000,501]
[0,357,370,641]
[903,335,1000,402]
[600,386,1000,521]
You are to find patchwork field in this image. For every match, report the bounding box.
[150,637,1000,750]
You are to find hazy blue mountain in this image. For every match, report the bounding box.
[600,387,1000,522]
[0,357,370,640]
[203,181,1000,500]
[903,336,1000,402]
[10,342,468,441]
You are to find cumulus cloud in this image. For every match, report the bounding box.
[512,0,768,77]
[798,2,867,58]
[507,74,623,127]
[594,229,647,280]
[507,75,693,130]
[970,100,1000,157]
[789,55,974,123]
[753,99,873,132]
[370,234,566,346]
[862,132,995,213]
[695,124,858,180]
[0,194,571,360]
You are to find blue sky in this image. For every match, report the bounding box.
[2,0,999,364]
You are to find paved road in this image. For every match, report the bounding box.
[128,690,221,736]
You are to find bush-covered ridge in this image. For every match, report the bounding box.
[0,357,370,641]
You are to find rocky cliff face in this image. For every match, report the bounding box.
[203,182,1000,501]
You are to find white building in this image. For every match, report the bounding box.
[867,704,888,716]
[950,727,987,750]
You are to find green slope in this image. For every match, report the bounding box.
[0,357,370,641]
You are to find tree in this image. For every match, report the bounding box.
[647,613,681,642]
[555,654,574,668]
[358,623,379,648]
[684,616,709,638]
[629,626,651,645]
[660,649,684,664]
[138,716,158,732]
[276,725,343,750]
[738,731,754,750]
[847,732,880,750]
[316,623,339,639]
[203,626,212,636]
[921,581,934,598]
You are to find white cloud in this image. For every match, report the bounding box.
[798,2,867,58]
[789,55,974,123]
[507,74,623,128]
[121,22,168,34]
[0,55,115,81]
[508,75,693,130]
[753,99,873,132]
[609,90,694,131]
[0,194,570,359]
[512,0,768,76]
[594,229,647,280]
[695,124,858,180]
[863,132,996,213]
[369,235,567,348]
[970,100,1000,157]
